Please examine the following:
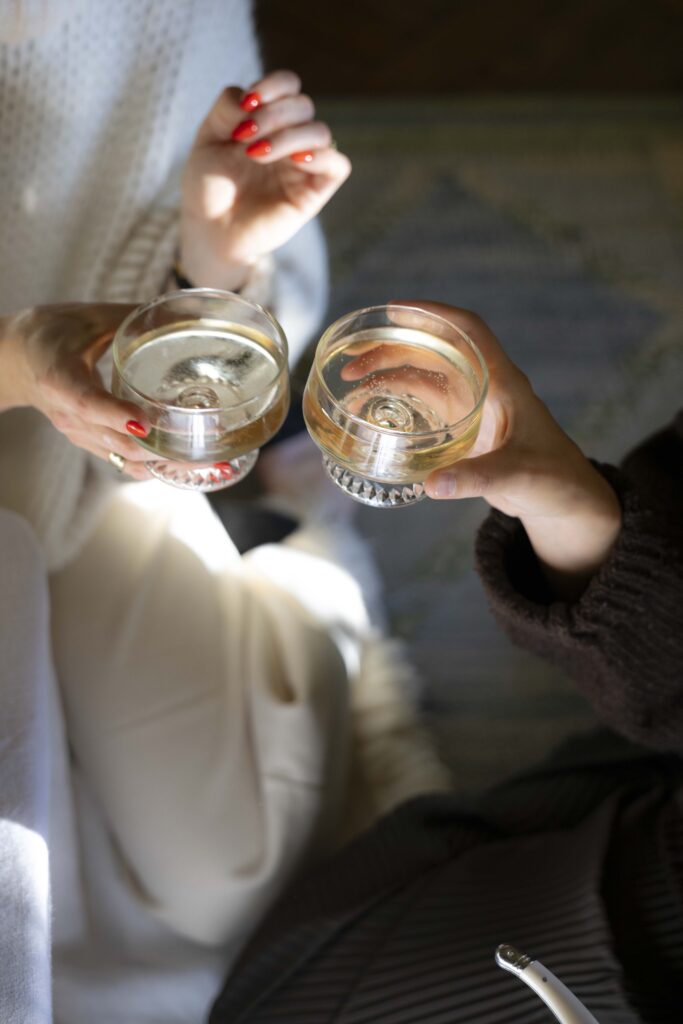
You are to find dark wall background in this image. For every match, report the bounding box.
[257,0,683,94]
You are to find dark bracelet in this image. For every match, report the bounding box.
[171,260,249,294]
[171,261,196,290]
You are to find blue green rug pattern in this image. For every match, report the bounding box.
[315,97,683,793]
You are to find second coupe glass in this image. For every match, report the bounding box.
[303,304,488,508]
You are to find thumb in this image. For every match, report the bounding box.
[425,447,512,501]
[195,86,244,145]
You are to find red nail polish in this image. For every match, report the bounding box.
[214,462,234,479]
[246,138,272,158]
[126,420,147,438]
[231,118,259,142]
[240,91,263,112]
[291,150,314,163]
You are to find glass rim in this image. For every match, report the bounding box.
[112,287,288,415]
[311,303,490,438]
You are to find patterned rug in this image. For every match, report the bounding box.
[312,96,683,794]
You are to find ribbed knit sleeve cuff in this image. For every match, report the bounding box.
[101,202,179,304]
[475,465,683,751]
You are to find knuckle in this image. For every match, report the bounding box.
[103,431,141,460]
[298,93,315,117]
[339,153,352,177]
[516,368,533,392]
[204,86,241,135]
[218,85,240,110]
[41,367,62,396]
[470,469,492,495]
[72,391,91,417]
[314,122,332,146]
[280,69,301,92]
[51,410,72,431]
[458,309,484,333]
[514,465,541,497]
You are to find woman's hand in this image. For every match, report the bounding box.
[0,304,153,479]
[405,302,622,599]
[180,70,351,290]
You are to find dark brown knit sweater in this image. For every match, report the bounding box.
[210,415,683,1024]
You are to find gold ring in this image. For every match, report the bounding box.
[108,451,125,473]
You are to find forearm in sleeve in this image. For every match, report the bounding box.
[475,437,683,752]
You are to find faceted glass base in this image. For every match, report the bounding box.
[322,455,426,508]
[147,449,259,492]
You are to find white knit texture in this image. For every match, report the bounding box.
[0,0,267,307]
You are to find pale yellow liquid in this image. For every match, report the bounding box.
[303,326,483,484]
[113,319,288,462]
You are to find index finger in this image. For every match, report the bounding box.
[339,302,501,384]
[239,69,302,111]
[341,343,425,381]
[85,384,149,436]
[388,301,519,385]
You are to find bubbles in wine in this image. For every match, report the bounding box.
[114,318,288,463]
[124,322,279,411]
[304,324,484,485]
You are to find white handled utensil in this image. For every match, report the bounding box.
[495,944,601,1024]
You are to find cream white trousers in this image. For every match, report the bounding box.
[0,480,371,1023]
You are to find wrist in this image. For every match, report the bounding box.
[175,255,253,292]
[521,469,622,600]
[178,221,255,292]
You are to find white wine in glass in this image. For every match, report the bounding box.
[112,290,289,492]
[303,305,488,508]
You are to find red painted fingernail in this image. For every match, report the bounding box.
[214,462,234,479]
[240,91,263,112]
[231,118,259,142]
[291,150,314,163]
[126,420,147,438]
[246,138,272,158]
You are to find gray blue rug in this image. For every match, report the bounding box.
[314,97,683,793]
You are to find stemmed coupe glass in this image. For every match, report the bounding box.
[303,304,488,508]
[112,289,289,492]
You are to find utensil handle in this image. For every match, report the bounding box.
[495,944,601,1024]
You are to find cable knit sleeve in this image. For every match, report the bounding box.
[475,418,683,753]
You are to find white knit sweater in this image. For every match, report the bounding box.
[0,0,328,569]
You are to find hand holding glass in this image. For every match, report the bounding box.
[112,289,289,492]
[303,304,488,507]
